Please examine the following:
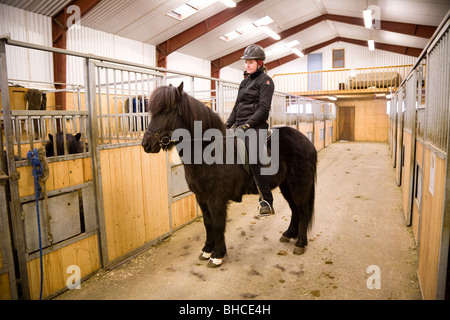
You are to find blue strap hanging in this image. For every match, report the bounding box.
[27,149,44,300]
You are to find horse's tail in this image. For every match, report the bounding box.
[307,152,317,231]
[308,162,317,230]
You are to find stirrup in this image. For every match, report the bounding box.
[258,200,274,217]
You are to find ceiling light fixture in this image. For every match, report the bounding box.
[291,48,305,57]
[363,9,373,28]
[168,0,218,20]
[219,15,278,42]
[285,40,300,48]
[328,96,337,101]
[261,26,280,40]
[368,39,375,50]
[220,0,236,7]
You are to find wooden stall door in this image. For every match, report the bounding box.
[339,106,355,141]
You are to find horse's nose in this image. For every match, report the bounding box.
[142,131,158,153]
[142,132,151,153]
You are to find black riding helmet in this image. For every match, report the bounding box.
[241,44,266,61]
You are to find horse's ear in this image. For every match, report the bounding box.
[175,82,184,102]
[48,134,53,142]
[75,133,82,141]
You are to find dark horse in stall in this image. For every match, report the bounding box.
[141,83,317,268]
[45,132,85,157]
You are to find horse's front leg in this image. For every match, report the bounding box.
[197,199,215,261]
[206,199,227,268]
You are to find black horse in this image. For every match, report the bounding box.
[142,83,317,268]
[45,132,85,157]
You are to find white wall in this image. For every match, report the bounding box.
[166,52,244,100]
[0,4,53,89]
[67,25,156,86]
[220,66,244,84]
[268,41,417,77]
[166,51,210,98]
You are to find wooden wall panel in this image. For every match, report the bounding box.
[314,121,324,152]
[325,120,333,147]
[26,234,100,300]
[17,158,93,198]
[298,123,313,137]
[336,99,388,142]
[100,146,170,262]
[402,131,412,221]
[412,140,424,243]
[417,148,446,300]
[172,195,198,230]
[0,272,12,300]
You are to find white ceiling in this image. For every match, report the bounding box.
[2,0,449,69]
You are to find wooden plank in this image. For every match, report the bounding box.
[131,146,146,248]
[83,157,92,182]
[99,149,117,262]
[172,195,197,230]
[417,148,446,299]
[26,234,100,299]
[120,146,136,253]
[17,166,35,198]
[0,272,12,300]
[402,131,412,221]
[140,149,154,241]
[52,161,70,189]
[68,159,84,186]
[106,148,123,261]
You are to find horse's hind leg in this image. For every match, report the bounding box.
[293,205,310,255]
[279,182,300,242]
[293,182,315,255]
[197,200,214,260]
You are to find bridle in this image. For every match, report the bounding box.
[146,106,179,150]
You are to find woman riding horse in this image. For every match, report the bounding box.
[226,44,275,216]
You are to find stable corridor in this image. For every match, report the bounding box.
[57,142,421,300]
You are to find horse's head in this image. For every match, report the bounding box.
[46,132,84,156]
[142,82,185,153]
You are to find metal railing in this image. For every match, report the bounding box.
[273,65,413,95]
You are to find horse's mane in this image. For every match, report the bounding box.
[149,84,226,133]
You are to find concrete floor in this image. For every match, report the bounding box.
[56,141,421,300]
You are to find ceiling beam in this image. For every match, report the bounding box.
[157,0,263,68]
[265,37,423,70]
[52,0,102,110]
[212,13,436,73]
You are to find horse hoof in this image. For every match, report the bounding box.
[279,235,290,243]
[207,258,223,268]
[293,246,305,255]
[199,251,212,260]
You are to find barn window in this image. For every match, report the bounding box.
[332,49,345,68]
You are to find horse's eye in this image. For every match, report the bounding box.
[163,110,169,115]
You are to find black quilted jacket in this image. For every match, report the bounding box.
[226,68,275,129]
